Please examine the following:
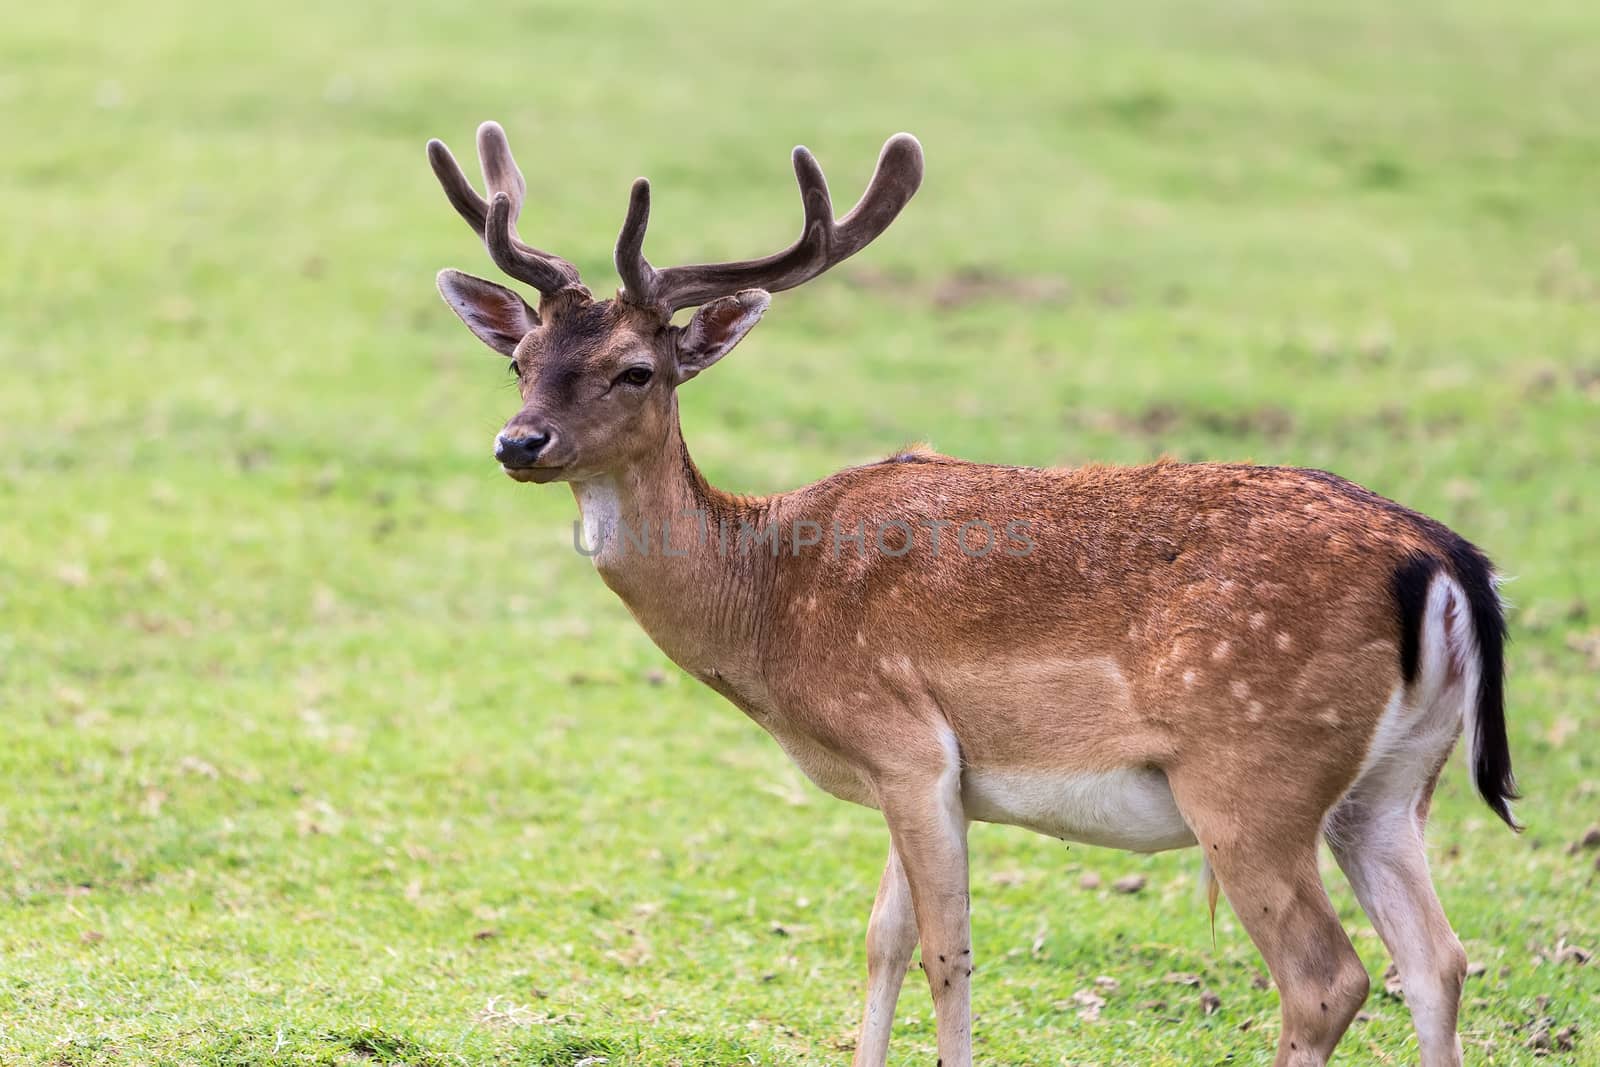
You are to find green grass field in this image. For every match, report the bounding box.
[3,1,1597,1063]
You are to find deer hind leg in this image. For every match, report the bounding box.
[1171,776,1370,1066]
[852,845,917,1067]
[1327,775,1467,1067]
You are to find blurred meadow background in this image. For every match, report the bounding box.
[2,0,1598,1063]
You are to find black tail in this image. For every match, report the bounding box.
[1392,542,1518,830]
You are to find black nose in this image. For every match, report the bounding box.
[495,431,551,467]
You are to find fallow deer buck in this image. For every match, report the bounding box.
[425,121,1517,1067]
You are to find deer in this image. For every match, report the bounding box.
[424,120,1517,1067]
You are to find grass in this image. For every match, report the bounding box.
[2,0,1597,1062]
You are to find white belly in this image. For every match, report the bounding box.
[962,765,1197,853]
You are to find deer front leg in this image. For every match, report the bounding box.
[852,845,917,1067]
[875,739,972,1067]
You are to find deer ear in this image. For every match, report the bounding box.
[675,289,771,382]
[436,269,539,356]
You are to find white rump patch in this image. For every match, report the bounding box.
[1338,573,1476,820]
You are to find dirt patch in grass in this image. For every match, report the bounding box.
[327,1027,456,1066]
[1076,403,1298,444]
[850,265,1074,310]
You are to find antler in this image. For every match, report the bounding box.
[426,122,586,297]
[614,133,924,312]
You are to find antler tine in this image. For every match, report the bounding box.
[829,132,923,262]
[484,192,568,295]
[614,178,662,306]
[425,122,584,296]
[476,121,526,226]
[791,145,835,244]
[427,137,491,233]
[619,133,923,314]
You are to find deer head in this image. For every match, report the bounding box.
[428,122,923,483]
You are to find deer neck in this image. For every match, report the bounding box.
[568,419,773,675]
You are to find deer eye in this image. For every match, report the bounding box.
[618,366,653,387]
[507,360,521,379]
